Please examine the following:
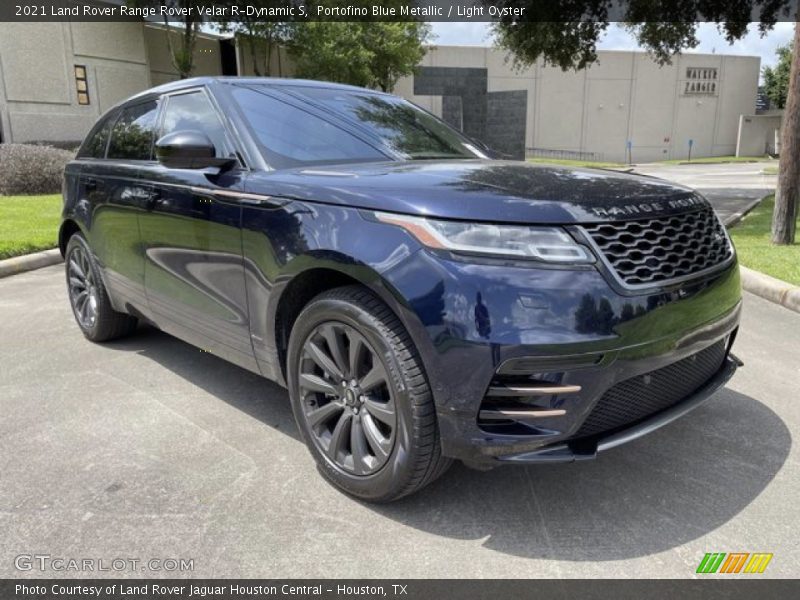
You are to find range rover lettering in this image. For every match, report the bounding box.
[60,78,741,501]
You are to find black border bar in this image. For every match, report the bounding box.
[3,580,800,600]
[2,1,800,23]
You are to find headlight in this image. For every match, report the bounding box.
[375,212,594,263]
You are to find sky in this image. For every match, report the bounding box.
[430,22,794,75]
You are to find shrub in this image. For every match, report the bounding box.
[0,143,75,196]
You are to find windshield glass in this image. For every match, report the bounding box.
[285,85,482,160]
[233,84,482,168]
[230,86,387,169]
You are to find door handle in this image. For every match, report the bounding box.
[84,177,102,191]
[145,188,162,209]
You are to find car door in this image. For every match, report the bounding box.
[136,88,257,372]
[77,100,160,316]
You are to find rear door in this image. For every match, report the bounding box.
[77,99,160,315]
[136,88,256,372]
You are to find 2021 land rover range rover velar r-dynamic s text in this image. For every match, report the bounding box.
[60,77,741,501]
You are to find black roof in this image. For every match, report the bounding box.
[125,76,389,104]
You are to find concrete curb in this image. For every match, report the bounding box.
[740,266,800,314]
[723,196,765,229]
[721,193,800,315]
[0,248,62,279]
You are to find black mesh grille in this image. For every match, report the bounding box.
[575,341,727,438]
[583,207,732,286]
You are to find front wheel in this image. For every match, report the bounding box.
[287,286,451,502]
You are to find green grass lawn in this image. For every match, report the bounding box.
[658,155,771,165]
[729,195,800,286]
[762,166,778,175]
[527,158,628,169]
[0,194,62,259]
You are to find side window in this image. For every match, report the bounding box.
[160,92,231,158]
[78,111,116,159]
[107,100,159,160]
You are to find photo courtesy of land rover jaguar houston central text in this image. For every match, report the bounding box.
[60,77,741,501]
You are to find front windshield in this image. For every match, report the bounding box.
[284,85,483,161]
[232,83,483,169]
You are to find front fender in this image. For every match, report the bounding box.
[240,201,437,386]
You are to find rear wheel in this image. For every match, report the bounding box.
[65,233,137,342]
[287,286,451,502]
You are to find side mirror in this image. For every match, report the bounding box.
[155,130,235,170]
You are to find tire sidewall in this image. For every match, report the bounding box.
[65,233,101,339]
[287,294,421,501]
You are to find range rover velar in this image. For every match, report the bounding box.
[60,77,741,501]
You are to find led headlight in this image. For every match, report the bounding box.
[375,212,594,263]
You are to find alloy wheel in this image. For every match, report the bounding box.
[298,321,397,476]
[67,245,98,329]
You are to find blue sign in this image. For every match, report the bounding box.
[688,139,694,147]
[626,140,632,149]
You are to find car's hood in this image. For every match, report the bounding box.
[245,160,706,224]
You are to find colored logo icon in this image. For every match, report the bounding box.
[696,553,773,574]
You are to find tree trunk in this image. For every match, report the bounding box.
[248,31,261,76]
[773,21,800,244]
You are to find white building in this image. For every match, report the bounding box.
[394,46,760,162]
[0,21,760,163]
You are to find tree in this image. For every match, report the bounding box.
[217,2,296,77]
[128,1,202,79]
[288,22,431,91]
[763,45,792,108]
[491,1,798,244]
[774,24,800,243]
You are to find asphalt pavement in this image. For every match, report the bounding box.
[0,265,798,578]
[632,161,776,224]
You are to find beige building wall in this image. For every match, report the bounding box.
[736,113,783,156]
[145,25,224,86]
[393,46,760,163]
[0,22,150,144]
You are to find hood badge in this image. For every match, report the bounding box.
[591,195,706,218]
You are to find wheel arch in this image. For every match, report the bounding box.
[58,219,83,257]
[270,261,418,385]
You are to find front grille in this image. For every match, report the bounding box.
[574,341,727,438]
[583,207,732,286]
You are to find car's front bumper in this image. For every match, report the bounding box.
[380,248,742,467]
[495,352,740,465]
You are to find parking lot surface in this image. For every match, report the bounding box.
[632,161,775,224]
[1,265,798,578]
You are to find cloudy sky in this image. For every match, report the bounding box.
[431,22,794,75]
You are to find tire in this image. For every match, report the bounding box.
[287,285,451,502]
[65,233,138,342]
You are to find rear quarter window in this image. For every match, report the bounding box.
[107,100,160,161]
[78,111,116,159]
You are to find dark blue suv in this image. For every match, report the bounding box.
[60,77,741,501]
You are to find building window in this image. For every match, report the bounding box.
[75,65,90,105]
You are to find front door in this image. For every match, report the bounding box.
[137,89,256,372]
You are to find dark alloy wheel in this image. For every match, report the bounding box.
[64,233,138,342]
[288,286,451,502]
[67,243,99,330]
[299,322,397,476]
